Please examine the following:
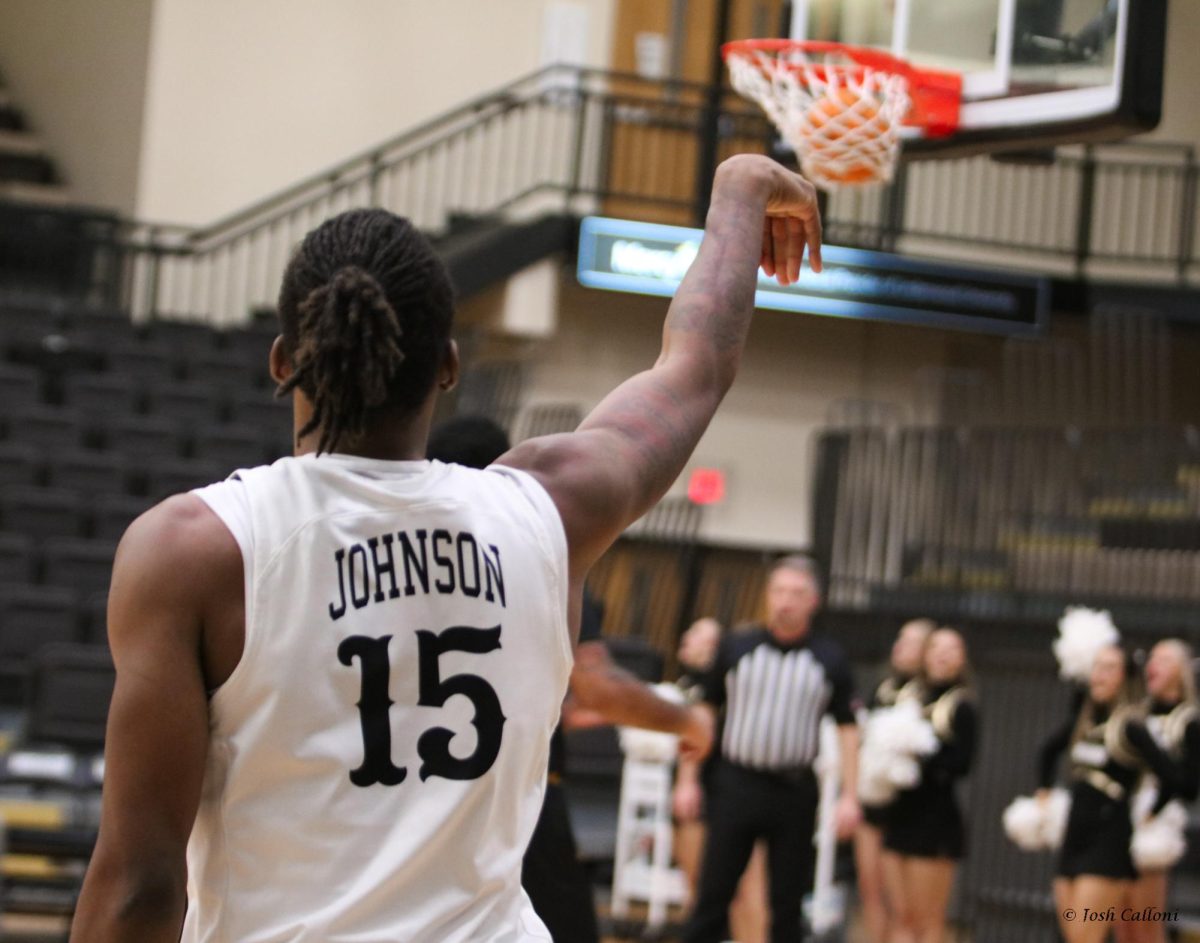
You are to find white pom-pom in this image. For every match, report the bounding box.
[857,699,939,806]
[1054,607,1120,681]
[1043,788,1070,848]
[1001,789,1071,851]
[1131,800,1188,870]
[1003,796,1048,851]
[888,756,921,790]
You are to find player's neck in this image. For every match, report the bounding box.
[293,420,432,462]
[291,394,437,461]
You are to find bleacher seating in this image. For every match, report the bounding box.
[0,441,41,486]
[47,451,129,494]
[0,300,287,719]
[0,487,87,540]
[0,584,80,703]
[0,299,295,928]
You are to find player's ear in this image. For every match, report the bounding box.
[438,340,460,392]
[269,335,292,386]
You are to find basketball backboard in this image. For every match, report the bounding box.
[786,0,1167,156]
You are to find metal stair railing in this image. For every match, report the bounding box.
[103,65,1200,328]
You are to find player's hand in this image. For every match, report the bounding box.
[677,704,714,764]
[715,155,823,286]
[761,164,823,285]
[673,778,704,822]
[834,794,862,839]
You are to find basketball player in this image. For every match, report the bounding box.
[69,153,821,942]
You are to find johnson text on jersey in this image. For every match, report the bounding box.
[329,528,506,620]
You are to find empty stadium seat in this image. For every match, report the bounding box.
[0,584,80,703]
[0,441,42,487]
[23,643,115,752]
[144,318,220,351]
[41,538,117,597]
[0,361,43,409]
[91,494,152,541]
[143,457,227,500]
[229,387,291,433]
[3,405,86,451]
[0,487,86,540]
[145,382,226,425]
[61,372,142,417]
[98,415,184,458]
[0,531,35,583]
[104,339,181,386]
[194,423,268,470]
[185,347,266,388]
[81,592,108,646]
[47,450,130,495]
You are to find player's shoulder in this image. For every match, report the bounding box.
[116,493,241,582]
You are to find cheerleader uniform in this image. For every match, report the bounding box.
[861,672,918,829]
[1041,704,1181,880]
[883,682,977,859]
[1144,698,1200,803]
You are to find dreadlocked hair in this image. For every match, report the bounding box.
[276,209,454,454]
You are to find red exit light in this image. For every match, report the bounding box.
[688,468,726,505]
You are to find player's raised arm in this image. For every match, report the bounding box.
[499,155,820,574]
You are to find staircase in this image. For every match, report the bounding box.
[0,78,69,206]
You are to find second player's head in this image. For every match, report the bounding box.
[273,209,457,454]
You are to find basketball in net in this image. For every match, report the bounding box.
[724,40,960,190]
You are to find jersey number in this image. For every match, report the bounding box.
[337,625,506,788]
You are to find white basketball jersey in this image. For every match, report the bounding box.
[182,453,571,943]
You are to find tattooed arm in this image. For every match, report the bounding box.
[499,155,821,642]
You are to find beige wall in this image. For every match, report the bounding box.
[136,0,615,225]
[518,276,950,549]
[1149,0,1200,144]
[0,0,154,213]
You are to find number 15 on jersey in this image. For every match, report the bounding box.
[338,624,507,787]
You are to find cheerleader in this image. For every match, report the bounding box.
[1118,640,1200,943]
[856,618,934,943]
[881,627,977,943]
[1041,644,1182,943]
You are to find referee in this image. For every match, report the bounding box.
[677,555,861,943]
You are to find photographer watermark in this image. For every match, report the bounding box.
[1061,908,1179,924]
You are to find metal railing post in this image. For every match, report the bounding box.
[882,159,910,252]
[1177,147,1197,283]
[144,227,162,322]
[567,79,589,205]
[694,0,733,225]
[1074,147,1098,278]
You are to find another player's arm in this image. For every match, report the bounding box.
[70,497,238,943]
[499,155,821,626]
[566,640,713,761]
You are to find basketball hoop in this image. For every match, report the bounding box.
[723,39,962,190]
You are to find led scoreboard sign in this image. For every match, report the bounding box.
[576,216,1048,336]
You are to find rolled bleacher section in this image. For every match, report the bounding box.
[0,297,286,931]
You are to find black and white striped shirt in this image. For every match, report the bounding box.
[702,626,856,771]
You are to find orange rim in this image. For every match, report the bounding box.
[722,38,961,137]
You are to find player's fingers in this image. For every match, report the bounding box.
[806,203,824,273]
[787,217,804,285]
[761,216,775,277]
[771,216,789,286]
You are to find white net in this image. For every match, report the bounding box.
[727,47,912,190]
